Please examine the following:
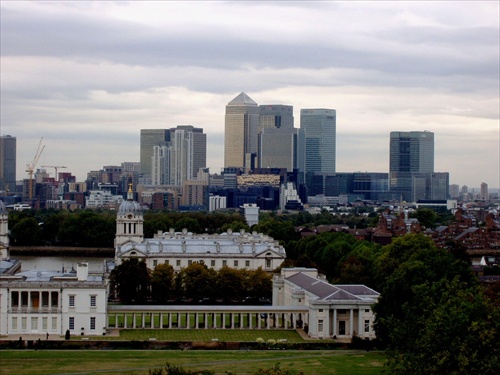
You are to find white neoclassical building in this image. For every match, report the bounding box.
[0,200,9,260]
[0,262,107,337]
[273,268,379,340]
[115,187,286,272]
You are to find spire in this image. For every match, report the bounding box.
[127,183,134,200]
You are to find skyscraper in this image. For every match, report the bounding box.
[258,104,297,171]
[298,109,336,193]
[389,131,437,201]
[0,135,16,192]
[140,129,169,183]
[390,131,434,173]
[150,126,206,186]
[224,92,259,171]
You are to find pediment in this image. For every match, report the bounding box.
[255,248,285,258]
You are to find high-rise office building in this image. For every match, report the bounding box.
[389,131,440,201]
[224,92,259,171]
[140,129,169,182]
[390,131,434,173]
[298,109,336,194]
[258,104,297,171]
[150,126,206,186]
[258,104,294,132]
[0,135,16,192]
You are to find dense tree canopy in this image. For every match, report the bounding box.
[110,258,151,304]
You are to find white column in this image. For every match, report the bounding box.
[358,307,363,337]
[222,313,226,329]
[333,309,337,337]
[349,309,354,336]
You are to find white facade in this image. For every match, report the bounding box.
[273,268,379,340]
[0,262,107,336]
[116,228,286,272]
[279,182,303,210]
[85,190,123,209]
[241,203,259,227]
[115,188,284,272]
[209,195,227,211]
[0,200,9,259]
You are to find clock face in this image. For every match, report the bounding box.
[127,214,133,219]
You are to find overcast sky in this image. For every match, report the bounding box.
[1,1,499,189]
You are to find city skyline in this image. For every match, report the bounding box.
[1,1,499,188]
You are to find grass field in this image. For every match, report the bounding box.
[0,350,385,375]
[101,329,311,342]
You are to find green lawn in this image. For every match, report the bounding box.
[102,329,310,342]
[0,350,385,375]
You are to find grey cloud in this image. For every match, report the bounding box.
[2,5,498,91]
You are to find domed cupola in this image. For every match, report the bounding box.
[115,184,144,248]
[118,184,143,216]
[0,200,9,259]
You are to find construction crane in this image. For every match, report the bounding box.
[25,137,45,200]
[41,165,67,182]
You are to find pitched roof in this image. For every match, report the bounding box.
[285,272,379,303]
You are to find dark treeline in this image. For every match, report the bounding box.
[7,208,383,247]
[110,260,272,306]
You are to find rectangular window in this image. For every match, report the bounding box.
[211,260,215,267]
[234,260,238,267]
[318,319,324,333]
[90,295,96,308]
[52,317,58,330]
[42,317,48,330]
[222,260,227,267]
[245,260,250,267]
[31,317,38,330]
[165,260,169,265]
[21,291,28,307]
[12,317,17,330]
[22,317,27,330]
[365,309,369,313]
[11,292,19,308]
[90,317,96,330]
[176,260,181,267]
[319,309,323,313]
[69,317,75,330]
[69,295,75,308]
[266,259,271,268]
[153,260,158,267]
[364,320,370,333]
[42,292,49,307]
[51,291,58,307]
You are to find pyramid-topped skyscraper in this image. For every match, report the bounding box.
[224,92,259,171]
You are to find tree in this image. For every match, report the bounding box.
[10,216,42,246]
[371,234,497,374]
[384,278,499,374]
[151,263,175,304]
[110,258,151,304]
[216,266,245,300]
[245,267,273,298]
[177,262,217,300]
[411,207,438,229]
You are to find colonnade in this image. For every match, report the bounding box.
[108,307,308,331]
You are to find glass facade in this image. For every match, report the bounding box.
[299,109,336,194]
